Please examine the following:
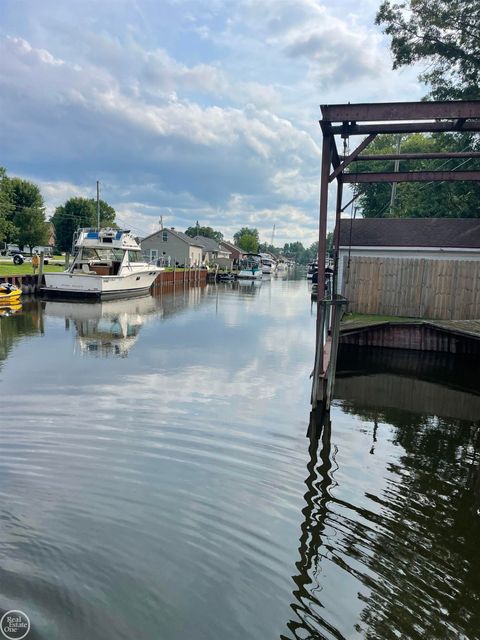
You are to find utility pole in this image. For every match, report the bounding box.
[96,180,100,229]
[389,135,401,215]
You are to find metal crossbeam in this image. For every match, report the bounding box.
[344,152,480,162]
[329,134,376,182]
[342,170,480,183]
[331,121,480,135]
[321,100,480,122]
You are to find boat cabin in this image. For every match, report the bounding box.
[70,229,147,276]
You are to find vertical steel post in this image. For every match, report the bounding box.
[317,134,331,299]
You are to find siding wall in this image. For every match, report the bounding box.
[342,256,480,320]
[141,231,201,266]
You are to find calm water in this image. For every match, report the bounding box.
[0,277,479,639]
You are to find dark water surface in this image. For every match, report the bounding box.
[0,278,479,639]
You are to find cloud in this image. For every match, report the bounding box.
[0,0,425,246]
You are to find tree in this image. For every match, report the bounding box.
[356,133,480,218]
[234,227,259,253]
[185,224,223,241]
[283,241,306,263]
[376,0,480,100]
[0,168,15,243]
[8,177,50,251]
[51,197,116,251]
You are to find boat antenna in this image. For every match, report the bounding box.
[271,223,275,247]
[96,180,100,229]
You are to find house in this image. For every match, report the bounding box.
[141,228,203,267]
[337,218,480,293]
[218,240,244,266]
[192,236,232,268]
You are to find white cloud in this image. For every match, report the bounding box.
[0,0,425,246]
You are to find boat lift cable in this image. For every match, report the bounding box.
[345,142,359,287]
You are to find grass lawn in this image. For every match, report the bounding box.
[0,264,65,276]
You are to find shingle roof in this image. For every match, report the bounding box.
[141,228,203,247]
[338,218,480,249]
[219,240,244,254]
[192,235,221,251]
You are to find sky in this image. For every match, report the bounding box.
[0,0,425,246]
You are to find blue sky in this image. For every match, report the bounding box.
[0,0,424,245]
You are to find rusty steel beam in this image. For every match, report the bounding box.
[343,170,480,183]
[330,121,480,135]
[321,101,480,123]
[340,191,362,213]
[329,134,376,182]
[343,151,480,161]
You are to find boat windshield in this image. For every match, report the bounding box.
[80,248,125,261]
[127,250,145,262]
[240,257,260,268]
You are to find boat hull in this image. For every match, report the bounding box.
[42,270,160,300]
[237,269,262,280]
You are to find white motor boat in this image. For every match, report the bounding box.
[259,254,275,275]
[237,253,263,279]
[43,228,163,300]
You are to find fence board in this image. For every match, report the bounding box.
[342,257,480,320]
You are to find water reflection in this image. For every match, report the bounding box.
[44,297,162,357]
[285,347,480,639]
[0,298,44,368]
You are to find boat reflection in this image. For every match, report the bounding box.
[44,296,163,357]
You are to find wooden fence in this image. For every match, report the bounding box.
[342,257,480,320]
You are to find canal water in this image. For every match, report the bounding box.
[0,276,479,639]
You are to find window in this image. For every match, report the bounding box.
[128,250,144,262]
[150,249,158,261]
[162,231,168,242]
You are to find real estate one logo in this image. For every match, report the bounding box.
[0,611,30,639]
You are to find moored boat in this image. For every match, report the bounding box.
[259,254,275,275]
[307,261,318,279]
[0,283,22,303]
[237,253,263,279]
[43,228,163,300]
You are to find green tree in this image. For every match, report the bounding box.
[8,177,50,251]
[258,242,280,256]
[376,0,480,100]
[185,224,223,241]
[0,168,16,243]
[234,227,259,253]
[283,241,306,263]
[51,197,116,251]
[355,133,480,218]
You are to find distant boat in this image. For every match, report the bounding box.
[43,228,163,300]
[237,253,263,279]
[259,253,275,275]
[307,262,318,279]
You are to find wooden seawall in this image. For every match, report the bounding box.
[0,268,209,295]
[340,320,480,355]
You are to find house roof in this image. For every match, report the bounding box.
[219,240,244,254]
[141,228,203,248]
[192,235,222,252]
[338,218,480,249]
